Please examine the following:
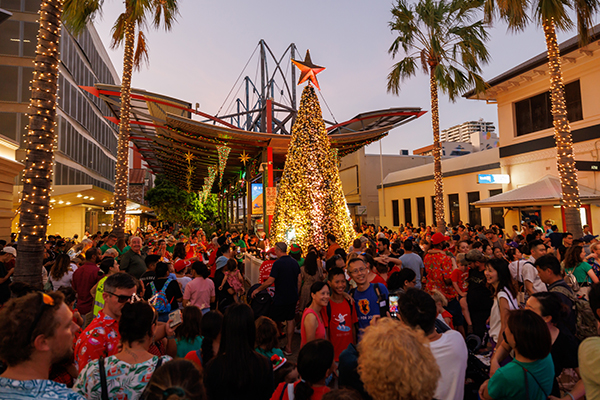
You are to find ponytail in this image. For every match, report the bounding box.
[201,336,215,366]
[294,380,314,400]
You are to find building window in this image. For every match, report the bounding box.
[468,192,481,226]
[489,189,504,228]
[404,198,412,225]
[0,20,20,55]
[22,22,37,57]
[515,80,583,136]
[0,113,17,141]
[448,194,460,226]
[0,66,18,102]
[417,197,426,226]
[392,200,400,227]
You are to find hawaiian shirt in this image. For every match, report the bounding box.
[0,377,85,400]
[74,311,120,373]
[424,252,457,300]
[74,355,172,400]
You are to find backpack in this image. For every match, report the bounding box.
[564,269,580,292]
[149,277,173,314]
[551,285,598,341]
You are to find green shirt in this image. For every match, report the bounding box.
[236,239,247,249]
[579,336,600,400]
[100,243,113,254]
[487,354,554,400]
[119,249,147,279]
[565,261,592,284]
[176,336,203,359]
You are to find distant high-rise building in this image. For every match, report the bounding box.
[441,119,495,142]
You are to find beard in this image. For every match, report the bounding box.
[51,346,74,366]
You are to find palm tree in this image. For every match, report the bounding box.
[63,0,179,238]
[483,0,597,239]
[387,0,489,233]
[14,0,63,287]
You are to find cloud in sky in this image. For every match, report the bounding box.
[91,0,594,154]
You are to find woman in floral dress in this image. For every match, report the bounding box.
[74,301,171,399]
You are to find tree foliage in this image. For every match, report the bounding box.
[145,176,220,234]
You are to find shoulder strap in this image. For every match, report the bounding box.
[160,278,173,294]
[326,302,331,323]
[373,283,381,298]
[156,356,164,369]
[98,357,109,400]
[287,382,295,400]
[150,281,157,296]
[522,367,548,398]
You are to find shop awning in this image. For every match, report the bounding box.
[473,175,600,208]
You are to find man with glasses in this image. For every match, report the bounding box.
[348,257,388,339]
[74,272,136,373]
[0,291,83,399]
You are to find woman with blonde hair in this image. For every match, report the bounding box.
[358,318,440,400]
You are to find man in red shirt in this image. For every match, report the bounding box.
[424,232,464,333]
[325,233,341,260]
[74,272,136,373]
[322,267,357,362]
[71,247,101,322]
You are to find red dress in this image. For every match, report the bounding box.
[424,252,457,300]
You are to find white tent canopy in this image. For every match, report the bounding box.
[473,175,600,208]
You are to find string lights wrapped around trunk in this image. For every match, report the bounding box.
[543,18,582,237]
[16,0,63,287]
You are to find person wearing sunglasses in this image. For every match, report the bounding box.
[0,291,84,399]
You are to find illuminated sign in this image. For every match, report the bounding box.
[477,174,510,184]
[251,184,263,215]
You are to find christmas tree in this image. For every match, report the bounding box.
[270,84,355,252]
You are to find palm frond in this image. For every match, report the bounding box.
[63,0,104,35]
[386,57,418,95]
[110,12,129,49]
[534,0,572,30]
[133,30,150,70]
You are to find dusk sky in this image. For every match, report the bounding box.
[92,1,595,155]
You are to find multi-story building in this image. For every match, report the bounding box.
[466,25,600,232]
[441,119,496,143]
[0,0,121,238]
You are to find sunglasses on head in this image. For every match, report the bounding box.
[27,292,54,344]
[106,291,135,303]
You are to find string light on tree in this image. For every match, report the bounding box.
[216,145,230,189]
[16,0,63,287]
[271,55,354,252]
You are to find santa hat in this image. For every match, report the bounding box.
[271,354,287,371]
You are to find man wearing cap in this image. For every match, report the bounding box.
[424,232,463,333]
[251,242,300,355]
[485,228,504,253]
[465,249,493,339]
[0,246,16,306]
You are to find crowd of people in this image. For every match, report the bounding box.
[1,220,600,400]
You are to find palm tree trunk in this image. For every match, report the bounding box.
[543,19,583,238]
[14,0,63,287]
[113,19,135,238]
[430,66,446,233]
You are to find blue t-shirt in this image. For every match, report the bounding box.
[352,283,389,337]
[270,255,301,305]
[0,377,85,400]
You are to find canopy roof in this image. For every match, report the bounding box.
[473,175,600,208]
[85,84,425,191]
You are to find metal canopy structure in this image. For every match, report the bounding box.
[85,83,425,192]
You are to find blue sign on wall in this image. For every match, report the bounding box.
[477,174,510,184]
